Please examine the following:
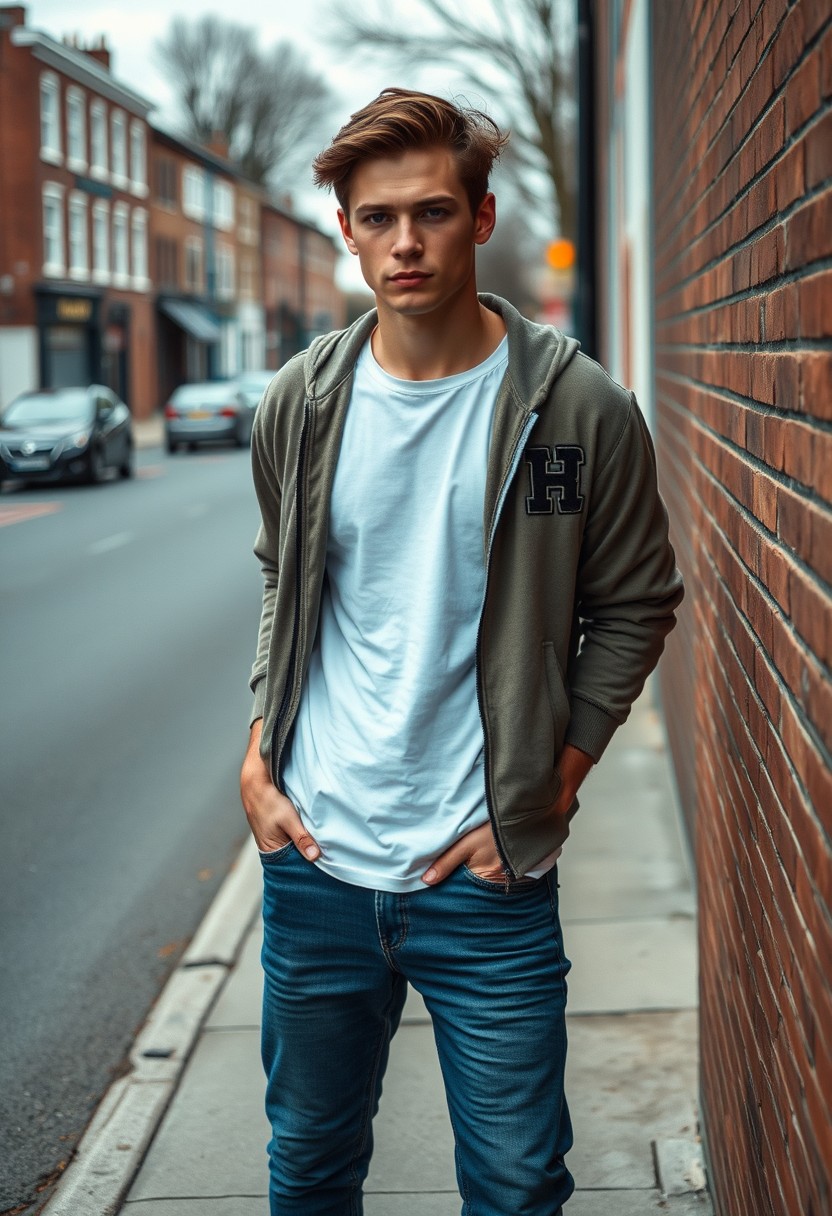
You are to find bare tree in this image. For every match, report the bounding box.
[329,0,577,239]
[155,17,332,185]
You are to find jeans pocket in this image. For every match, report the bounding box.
[258,840,295,865]
[460,864,541,894]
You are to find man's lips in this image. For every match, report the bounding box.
[389,272,431,283]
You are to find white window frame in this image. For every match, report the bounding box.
[67,192,89,281]
[216,245,235,299]
[110,110,128,185]
[184,236,203,292]
[214,180,234,231]
[90,100,108,180]
[92,200,110,283]
[183,166,205,220]
[129,121,147,197]
[42,183,65,276]
[40,72,62,165]
[66,86,87,172]
[111,202,129,286]
[130,208,149,289]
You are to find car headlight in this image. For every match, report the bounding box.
[62,429,91,452]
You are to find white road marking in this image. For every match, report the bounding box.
[88,531,133,555]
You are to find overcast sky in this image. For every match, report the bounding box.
[27,0,478,290]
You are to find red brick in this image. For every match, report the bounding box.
[785,47,821,137]
[804,108,832,189]
[785,192,832,269]
[799,352,832,421]
[798,270,832,339]
[775,139,805,210]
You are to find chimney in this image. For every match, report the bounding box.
[80,34,111,72]
[206,131,230,160]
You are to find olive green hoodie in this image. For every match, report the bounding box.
[249,294,683,877]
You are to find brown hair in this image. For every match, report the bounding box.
[312,88,508,215]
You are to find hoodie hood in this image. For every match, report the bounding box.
[301,294,580,412]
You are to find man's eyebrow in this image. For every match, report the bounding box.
[353,194,458,216]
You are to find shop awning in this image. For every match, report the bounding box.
[159,300,221,344]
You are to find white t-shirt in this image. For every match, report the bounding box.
[283,334,554,892]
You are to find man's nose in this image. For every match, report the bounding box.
[391,220,422,257]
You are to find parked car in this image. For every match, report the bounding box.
[164,381,255,453]
[233,369,276,410]
[0,385,133,485]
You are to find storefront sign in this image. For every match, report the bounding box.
[57,298,93,322]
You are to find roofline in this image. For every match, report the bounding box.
[11,27,154,115]
[263,199,339,244]
[150,122,262,184]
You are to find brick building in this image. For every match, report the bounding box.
[262,200,345,369]
[150,125,268,411]
[589,1,831,1212]
[0,5,155,415]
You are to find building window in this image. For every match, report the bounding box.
[216,245,235,299]
[185,237,203,292]
[214,180,234,230]
[155,236,178,290]
[66,87,87,170]
[68,193,89,280]
[154,157,177,208]
[40,73,62,164]
[90,100,107,178]
[131,209,149,287]
[42,183,65,275]
[111,110,127,183]
[239,195,258,245]
[130,122,147,195]
[183,166,205,220]
[112,203,129,285]
[92,201,109,282]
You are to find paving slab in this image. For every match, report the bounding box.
[566,1012,699,1190]
[124,1194,710,1215]
[564,917,697,1013]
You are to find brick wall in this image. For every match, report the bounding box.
[652,3,831,1213]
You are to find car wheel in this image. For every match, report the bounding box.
[166,436,177,454]
[120,443,134,478]
[86,446,106,484]
[188,442,198,452]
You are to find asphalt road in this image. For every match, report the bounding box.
[0,446,264,1213]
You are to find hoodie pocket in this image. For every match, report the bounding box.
[543,641,570,755]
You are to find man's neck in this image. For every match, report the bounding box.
[371,291,507,381]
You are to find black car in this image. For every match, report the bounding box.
[0,386,134,485]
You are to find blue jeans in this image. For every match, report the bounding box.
[260,843,574,1215]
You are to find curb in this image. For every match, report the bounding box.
[42,837,262,1216]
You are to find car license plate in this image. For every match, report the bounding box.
[188,410,212,420]
[15,456,50,470]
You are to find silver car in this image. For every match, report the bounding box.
[164,381,255,453]
[234,369,276,411]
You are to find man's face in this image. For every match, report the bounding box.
[337,146,496,318]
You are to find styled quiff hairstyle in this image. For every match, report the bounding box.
[312,88,508,216]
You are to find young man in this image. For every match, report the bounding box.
[241,88,683,1214]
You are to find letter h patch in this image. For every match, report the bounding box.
[524,445,585,515]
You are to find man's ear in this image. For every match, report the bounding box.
[473,193,497,247]
[337,208,359,256]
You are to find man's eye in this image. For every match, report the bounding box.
[423,207,448,219]
[365,213,388,225]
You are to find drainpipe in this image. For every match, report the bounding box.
[576,0,598,361]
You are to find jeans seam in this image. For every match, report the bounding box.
[348,980,402,1207]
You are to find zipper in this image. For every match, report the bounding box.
[270,400,310,787]
[475,411,539,878]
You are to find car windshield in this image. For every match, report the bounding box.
[3,389,92,426]
[171,383,236,405]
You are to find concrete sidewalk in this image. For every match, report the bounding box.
[63,689,715,1215]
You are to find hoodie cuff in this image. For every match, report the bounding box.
[565,696,622,762]
[250,678,267,728]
